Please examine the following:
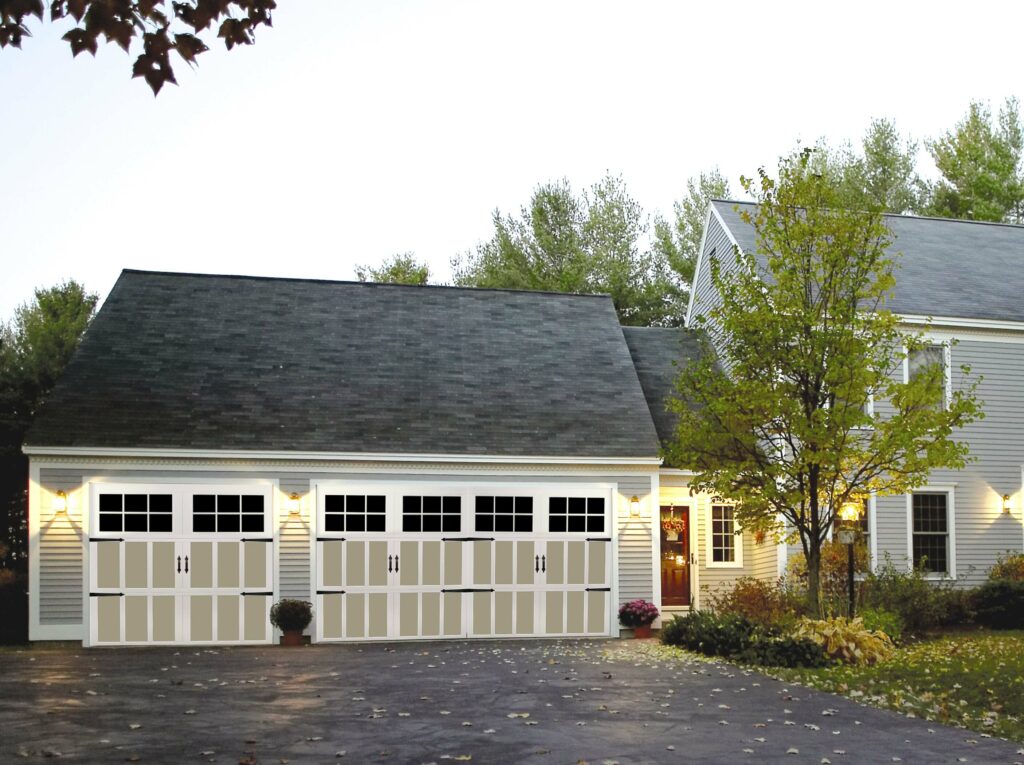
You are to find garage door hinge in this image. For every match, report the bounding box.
[316,537,346,542]
[441,537,495,542]
[89,537,124,542]
[240,591,273,596]
[241,537,273,542]
[440,588,495,593]
[584,587,612,592]
[316,589,346,595]
[586,537,612,542]
[89,591,124,597]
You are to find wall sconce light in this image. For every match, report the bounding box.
[1002,494,1011,515]
[286,492,301,515]
[52,490,68,515]
[629,495,640,517]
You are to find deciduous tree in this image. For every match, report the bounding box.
[355,253,430,285]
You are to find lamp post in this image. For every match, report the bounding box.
[837,499,863,619]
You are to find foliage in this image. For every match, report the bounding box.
[793,616,895,665]
[859,561,965,633]
[269,599,313,632]
[0,570,28,645]
[972,581,1024,630]
[785,538,869,615]
[452,175,686,327]
[652,169,730,288]
[858,607,904,645]
[668,149,984,614]
[1,280,97,571]
[925,98,1024,223]
[988,552,1024,582]
[736,635,829,668]
[617,599,659,628]
[0,0,275,95]
[703,575,803,629]
[355,253,430,285]
[772,631,1024,743]
[659,611,761,657]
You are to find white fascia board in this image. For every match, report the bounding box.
[898,314,1024,333]
[22,444,662,466]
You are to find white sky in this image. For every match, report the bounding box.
[1,0,1022,315]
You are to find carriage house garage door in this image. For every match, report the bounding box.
[87,483,275,646]
[314,483,615,642]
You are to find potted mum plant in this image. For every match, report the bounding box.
[618,599,659,638]
[270,599,313,646]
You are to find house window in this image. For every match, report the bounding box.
[709,504,739,565]
[475,496,533,532]
[548,497,605,533]
[324,495,385,533]
[911,492,950,574]
[192,494,265,533]
[98,493,172,533]
[907,344,949,409]
[403,496,461,533]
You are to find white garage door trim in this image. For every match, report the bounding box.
[310,480,618,642]
[83,479,278,647]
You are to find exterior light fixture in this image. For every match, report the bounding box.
[838,499,862,525]
[1003,494,1012,515]
[286,492,301,515]
[629,495,640,517]
[836,498,863,619]
[52,490,68,515]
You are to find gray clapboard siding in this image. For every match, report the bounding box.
[39,469,86,624]
[278,477,312,600]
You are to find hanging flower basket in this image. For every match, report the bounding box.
[661,517,687,535]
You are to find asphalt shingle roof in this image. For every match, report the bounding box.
[712,200,1024,323]
[26,270,661,458]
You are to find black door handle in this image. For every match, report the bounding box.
[388,555,393,573]
[394,554,399,573]
[177,556,181,573]
[184,555,189,574]
[541,554,546,573]
[535,555,540,573]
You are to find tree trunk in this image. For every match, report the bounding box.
[806,544,822,617]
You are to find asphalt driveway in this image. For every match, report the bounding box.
[1,639,1021,764]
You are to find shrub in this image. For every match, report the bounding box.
[659,611,762,656]
[858,607,904,644]
[937,587,976,627]
[786,539,869,614]
[972,580,1024,630]
[793,617,895,665]
[618,599,659,628]
[270,599,313,632]
[703,576,803,630]
[737,636,829,668]
[989,553,1024,583]
[860,561,952,632]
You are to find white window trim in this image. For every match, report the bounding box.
[903,341,952,410]
[706,503,743,568]
[906,485,957,580]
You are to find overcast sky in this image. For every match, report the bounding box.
[2,0,1022,315]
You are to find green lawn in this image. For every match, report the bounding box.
[769,630,1024,743]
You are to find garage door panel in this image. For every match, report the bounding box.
[152,543,176,589]
[546,542,564,585]
[152,596,176,641]
[472,591,491,635]
[97,543,120,589]
[346,542,366,586]
[516,542,535,585]
[421,592,441,636]
[443,591,462,636]
[472,541,491,585]
[443,542,462,585]
[566,591,585,633]
[322,593,343,639]
[566,542,586,585]
[494,591,513,634]
[322,541,343,588]
[587,591,606,634]
[125,595,148,641]
[345,593,365,637]
[243,541,267,589]
[96,596,121,643]
[217,595,239,641]
[214,542,235,588]
[399,541,419,586]
[243,595,268,641]
[368,542,389,587]
[545,591,563,634]
[399,592,418,636]
[368,593,388,637]
[190,595,213,642]
[516,591,534,634]
[422,542,441,586]
[125,543,148,588]
[588,541,607,585]
[495,542,513,585]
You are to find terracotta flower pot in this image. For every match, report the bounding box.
[633,624,653,639]
[281,630,304,646]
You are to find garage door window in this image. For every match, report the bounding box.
[549,497,604,533]
[475,496,533,532]
[324,495,386,532]
[403,496,461,532]
[98,493,173,533]
[192,494,265,533]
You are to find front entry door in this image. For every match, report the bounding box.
[660,505,690,607]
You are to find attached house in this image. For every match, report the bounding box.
[24,201,1024,646]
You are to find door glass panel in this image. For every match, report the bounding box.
[399,541,419,586]
[125,596,148,641]
[494,541,513,585]
[218,595,239,641]
[97,543,120,589]
[191,542,214,589]
[125,542,148,588]
[243,541,266,589]
[152,542,176,589]
[97,597,120,642]
[190,595,213,641]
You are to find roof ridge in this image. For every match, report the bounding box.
[118,269,615,300]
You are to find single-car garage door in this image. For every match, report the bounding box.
[87,483,275,646]
[314,483,613,641]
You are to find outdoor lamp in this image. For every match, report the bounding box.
[838,499,862,525]
[1003,494,1012,515]
[629,495,640,517]
[286,492,301,515]
[52,490,68,515]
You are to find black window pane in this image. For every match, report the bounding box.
[99,494,122,513]
[241,515,263,533]
[124,513,148,532]
[588,498,605,515]
[476,515,493,532]
[124,494,147,513]
[515,497,533,514]
[567,515,586,532]
[423,514,441,532]
[495,514,513,532]
[193,494,215,514]
[367,495,385,514]
[588,516,605,533]
[218,514,241,533]
[549,498,566,515]
[347,514,365,532]
[324,515,344,532]
[99,513,122,532]
[476,496,492,514]
[193,514,215,532]
[149,513,173,533]
[403,496,420,514]
[550,516,566,532]
[366,514,386,533]
[569,498,586,515]
[150,495,172,514]
[325,495,345,514]
[402,515,419,533]
[441,515,460,532]
[347,495,365,515]
[218,495,240,515]
[517,516,533,533]
[443,496,461,515]
[423,496,441,514]
[242,495,263,514]
[495,496,513,515]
